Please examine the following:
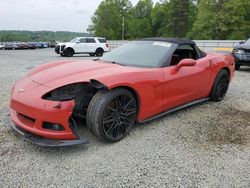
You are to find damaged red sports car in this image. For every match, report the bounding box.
[9,38,235,146]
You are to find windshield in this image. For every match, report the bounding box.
[244,38,250,45]
[100,41,172,67]
[69,37,80,43]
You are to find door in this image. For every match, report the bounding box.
[86,38,97,53]
[74,38,87,53]
[161,44,211,111]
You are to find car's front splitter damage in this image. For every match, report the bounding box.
[8,116,89,147]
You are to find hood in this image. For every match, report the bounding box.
[57,42,74,46]
[28,60,142,88]
[235,44,250,50]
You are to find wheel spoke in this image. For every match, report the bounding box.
[107,106,116,114]
[114,97,121,108]
[124,99,133,108]
[112,126,119,138]
[106,122,116,134]
[103,115,114,124]
[121,109,136,116]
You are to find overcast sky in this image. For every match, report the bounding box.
[0,0,158,33]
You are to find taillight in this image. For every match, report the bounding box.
[106,43,109,48]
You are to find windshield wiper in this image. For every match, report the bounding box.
[111,61,126,66]
[95,59,126,66]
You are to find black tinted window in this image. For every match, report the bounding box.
[86,38,96,43]
[98,39,107,43]
[79,38,86,43]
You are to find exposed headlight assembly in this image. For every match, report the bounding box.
[42,83,85,101]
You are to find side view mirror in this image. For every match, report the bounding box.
[174,59,196,73]
[239,41,245,44]
[76,41,80,44]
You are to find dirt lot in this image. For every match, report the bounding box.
[0,49,249,187]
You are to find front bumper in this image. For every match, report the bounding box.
[9,117,89,146]
[233,53,250,66]
[9,77,89,146]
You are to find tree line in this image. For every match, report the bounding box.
[88,0,250,40]
[0,30,89,42]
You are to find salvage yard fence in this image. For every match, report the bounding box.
[107,40,241,52]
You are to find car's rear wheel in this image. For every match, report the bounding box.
[89,53,96,57]
[64,48,74,57]
[211,69,230,101]
[95,48,104,57]
[87,88,137,142]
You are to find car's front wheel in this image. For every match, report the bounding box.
[210,69,230,101]
[87,88,137,142]
[64,48,74,57]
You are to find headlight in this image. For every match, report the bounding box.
[233,49,244,54]
[61,45,66,51]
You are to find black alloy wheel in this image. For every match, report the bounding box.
[211,69,230,101]
[87,89,137,142]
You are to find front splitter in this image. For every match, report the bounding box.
[9,118,89,147]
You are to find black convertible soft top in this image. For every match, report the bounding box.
[141,37,195,45]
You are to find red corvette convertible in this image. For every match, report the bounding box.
[9,38,235,146]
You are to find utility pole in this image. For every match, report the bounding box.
[122,16,125,40]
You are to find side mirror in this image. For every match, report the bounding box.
[76,41,80,44]
[175,59,196,73]
[239,41,245,44]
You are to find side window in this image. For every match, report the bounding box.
[79,38,86,43]
[98,39,107,43]
[170,44,198,66]
[86,38,96,43]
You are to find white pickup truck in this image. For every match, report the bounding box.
[55,37,109,57]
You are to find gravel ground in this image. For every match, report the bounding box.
[0,49,249,187]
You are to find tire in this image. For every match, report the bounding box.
[87,88,137,143]
[95,48,104,57]
[64,48,74,57]
[210,69,230,101]
[60,53,66,57]
[89,53,96,57]
[235,64,240,70]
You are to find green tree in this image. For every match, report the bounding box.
[87,0,133,39]
[188,0,250,39]
[127,0,153,38]
[151,0,196,38]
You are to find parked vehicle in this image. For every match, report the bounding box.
[233,38,250,70]
[48,41,57,48]
[9,38,234,146]
[27,42,38,49]
[0,43,5,49]
[17,42,29,49]
[55,37,109,57]
[4,42,19,50]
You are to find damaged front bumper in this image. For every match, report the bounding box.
[8,116,89,147]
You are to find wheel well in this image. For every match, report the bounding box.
[222,67,230,77]
[65,47,75,53]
